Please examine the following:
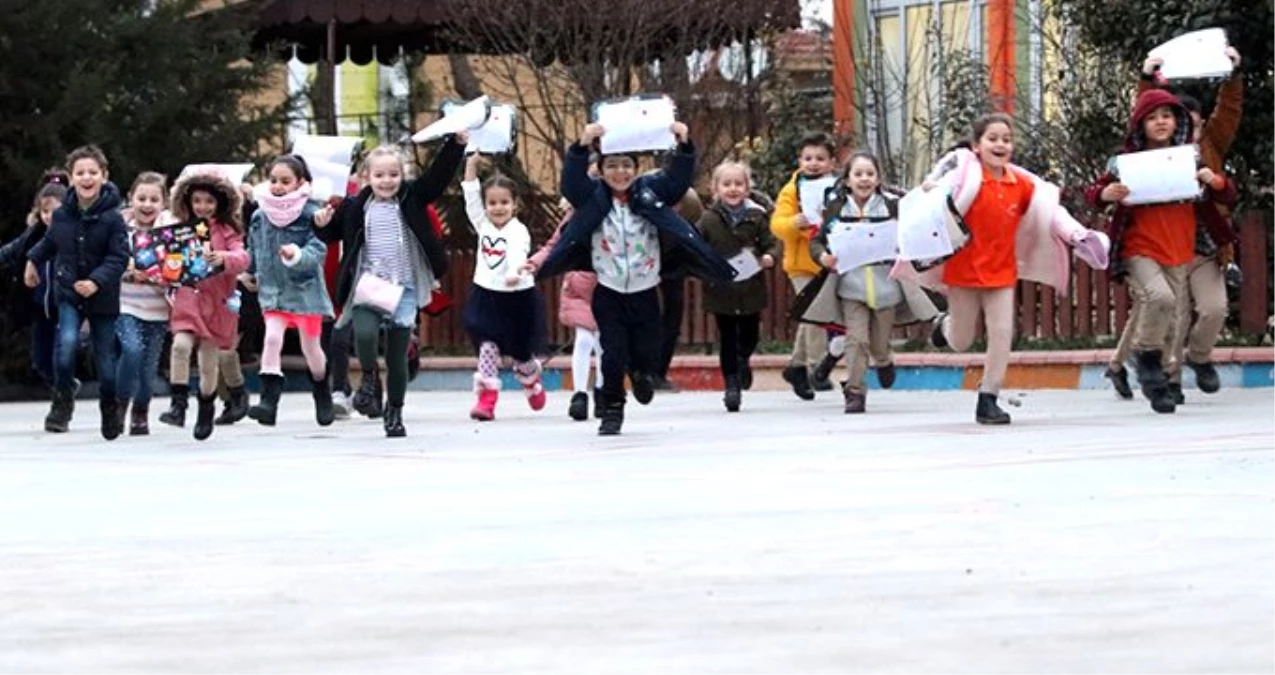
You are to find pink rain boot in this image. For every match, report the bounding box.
[517,361,547,411]
[470,374,500,421]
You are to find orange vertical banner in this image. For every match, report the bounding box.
[987,0,1016,113]
[832,0,855,138]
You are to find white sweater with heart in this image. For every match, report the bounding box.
[464,179,534,292]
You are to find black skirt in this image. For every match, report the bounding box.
[462,285,548,362]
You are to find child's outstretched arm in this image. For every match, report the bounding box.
[461,154,488,234]
[313,200,345,243]
[1204,48,1244,160]
[646,122,695,205]
[409,133,468,205]
[562,124,603,207]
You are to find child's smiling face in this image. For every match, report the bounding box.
[713,166,750,207]
[190,189,219,220]
[846,157,880,201]
[483,185,516,227]
[600,155,637,194]
[366,155,403,200]
[130,184,164,226]
[268,163,303,197]
[798,145,834,178]
[70,158,106,204]
[974,121,1013,171]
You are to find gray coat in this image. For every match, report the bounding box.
[248,203,334,318]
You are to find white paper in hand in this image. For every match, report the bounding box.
[1148,28,1232,81]
[798,176,837,225]
[412,96,491,143]
[726,248,762,281]
[828,220,899,273]
[594,96,677,154]
[290,135,362,201]
[897,186,956,261]
[440,99,514,153]
[1114,145,1201,205]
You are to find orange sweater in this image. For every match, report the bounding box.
[943,166,1035,289]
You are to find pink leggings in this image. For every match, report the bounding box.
[260,313,327,380]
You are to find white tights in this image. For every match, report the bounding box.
[571,327,603,393]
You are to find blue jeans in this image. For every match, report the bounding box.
[30,313,57,387]
[54,302,118,399]
[116,315,167,407]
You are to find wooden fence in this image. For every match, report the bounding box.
[420,212,1272,350]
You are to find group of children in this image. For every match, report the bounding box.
[0,47,1247,438]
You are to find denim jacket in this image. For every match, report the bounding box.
[248,203,334,317]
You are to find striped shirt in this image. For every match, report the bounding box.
[121,224,171,322]
[119,279,170,322]
[362,200,413,286]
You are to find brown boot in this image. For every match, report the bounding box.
[843,388,866,414]
[129,404,150,436]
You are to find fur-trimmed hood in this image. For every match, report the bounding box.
[170,169,243,227]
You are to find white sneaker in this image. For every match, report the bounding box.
[332,391,352,420]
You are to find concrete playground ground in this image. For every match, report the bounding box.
[0,387,1272,673]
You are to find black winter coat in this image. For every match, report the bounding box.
[318,138,465,309]
[27,183,129,317]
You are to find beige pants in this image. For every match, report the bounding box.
[1110,256,1224,381]
[789,275,828,369]
[941,286,1015,394]
[1122,256,1188,358]
[840,299,895,392]
[170,332,238,397]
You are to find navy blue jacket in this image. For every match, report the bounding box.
[27,183,130,316]
[534,142,736,285]
[1,223,56,319]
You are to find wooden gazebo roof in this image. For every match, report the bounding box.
[249,0,801,65]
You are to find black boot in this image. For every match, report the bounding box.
[631,371,655,405]
[1104,365,1134,400]
[383,403,406,438]
[598,394,625,436]
[130,404,150,436]
[843,388,866,414]
[975,392,1011,425]
[723,375,741,413]
[812,352,841,386]
[193,394,216,441]
[782,365,815,401]
[1168,381,1186,405]
[248,374,285,427]
[930,313,949,349]
[568,391,589,421]
[100,399,123,441]
[215,385,249,426]
[312,376,335,427]
[353,371,383,419]
[159,385,188,427]
[875,363,897,389]
[1187,360,1221,394]
[593,387,604,419]
[1134,349,1176,414]
[44,389,75,433]
[811,369,834,392]
[738,357,754,391]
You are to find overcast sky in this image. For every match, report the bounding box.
[804,0,834,28]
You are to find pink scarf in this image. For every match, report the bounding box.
[255,183,313,227]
